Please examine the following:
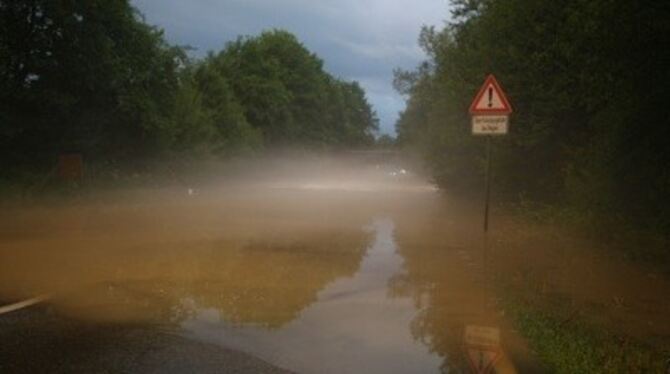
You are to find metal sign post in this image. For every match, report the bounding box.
[469,75,512,233]
[484,136,492,232]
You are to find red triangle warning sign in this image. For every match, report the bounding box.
[465,347,501,374]
[469,75,513,115]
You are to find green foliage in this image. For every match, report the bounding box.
[505,299,668,373]
[0,0,185,168]
[375,134,396,148]
[210,30,378,147]
[395,0,670,232]
[0,5,378,180]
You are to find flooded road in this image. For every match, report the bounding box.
[182,218,443,373]
[0,158,563,372]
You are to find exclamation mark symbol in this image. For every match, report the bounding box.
[488,87,493,108]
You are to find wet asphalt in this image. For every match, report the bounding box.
[0,304,291,374]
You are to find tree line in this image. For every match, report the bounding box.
[0,0,379,180]
[395,0,670,233]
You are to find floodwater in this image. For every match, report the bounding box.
[0,157,546,372]
[182,218,443,373]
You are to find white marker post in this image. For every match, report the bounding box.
[469,75,513,232]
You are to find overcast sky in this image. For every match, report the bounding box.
[131,0,450,135]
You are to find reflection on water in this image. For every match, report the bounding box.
[0,165,534,373]
[0,188,374,326]
[60,229,370,328]
[182,218,442,374]
[390,204,531,373]
[184,237,367,328]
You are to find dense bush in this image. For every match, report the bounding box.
[395,0,670,232]
[0,1,378,179]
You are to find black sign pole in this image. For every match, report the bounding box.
[484,135,492,233]
[470,75,511,233]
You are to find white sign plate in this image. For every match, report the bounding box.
[472,115,509,135]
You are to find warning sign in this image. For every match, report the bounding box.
[469,75,512,115]
[465,347,501,374]
[472,115,509,135]
[468,74,513,231]
[463,325,502,374]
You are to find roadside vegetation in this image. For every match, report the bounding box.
[0,0,379,194]
[394,0,669,239]
[395,0,670,371]
[504,295,668,374]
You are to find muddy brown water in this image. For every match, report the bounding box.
[2,161,667,372]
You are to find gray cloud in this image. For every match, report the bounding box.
[132,0,449,135]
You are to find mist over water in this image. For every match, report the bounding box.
[2,0,668,371]
[8,153,660,372]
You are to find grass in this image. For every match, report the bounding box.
[496,199,670,372]
[502,295,669,373]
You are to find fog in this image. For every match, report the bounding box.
[2,154,670,373]
[0,153,429,304]
[2,0,668,371]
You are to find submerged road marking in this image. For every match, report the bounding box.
[0,295,49,315]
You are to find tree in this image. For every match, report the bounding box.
[210,30,378,147]
[1,5,380,181]
[0,0,186,170]
[376,134,396,148]
[395,0,670,231]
